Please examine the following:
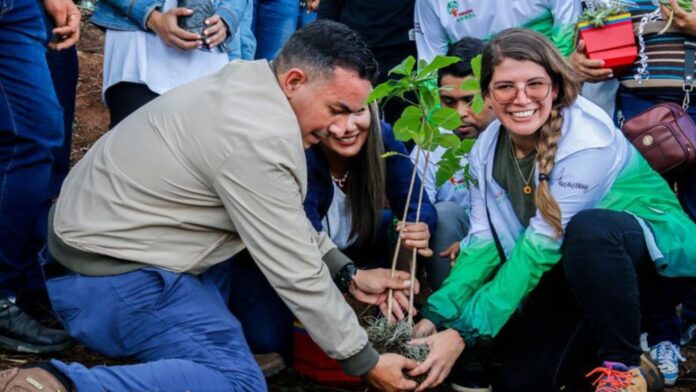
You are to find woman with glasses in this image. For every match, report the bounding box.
[405,28,696,392]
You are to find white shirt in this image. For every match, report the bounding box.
[321,183,357,250]
[102,0,229,96]
[411,132,471,211]
[414,0,582,61]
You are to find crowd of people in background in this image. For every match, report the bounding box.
[2,0,696,391]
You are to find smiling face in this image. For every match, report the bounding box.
[319,105,370,159]
[487,58,557,139]
[439,74,495,139]
[281,67,372,149]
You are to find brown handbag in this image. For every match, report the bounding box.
[621,102,696,174]
[620,40,696,175]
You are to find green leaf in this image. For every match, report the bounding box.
[455,138,477,154]
[389,56,417,77]
[366,80,398,104]
[418,55,461,78]
[460,79,479,91]
[381,151,399,159]
[433,133,460,149]
[470,93,485,114]
[428,107,462,130]
[470,54,482,80]
[393,106,422,142]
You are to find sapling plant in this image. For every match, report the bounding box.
[362,53,484,362]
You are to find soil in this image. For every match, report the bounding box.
[4,19,694,392]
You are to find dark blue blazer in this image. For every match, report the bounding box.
[303,121,437,239]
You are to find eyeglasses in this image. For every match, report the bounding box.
[490,78,552,104]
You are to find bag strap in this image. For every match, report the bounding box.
[683,40,695,110]
[485,196,507,263]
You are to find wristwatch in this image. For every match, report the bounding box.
[335,262,358,293]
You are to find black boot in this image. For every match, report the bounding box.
[0,298,71,353]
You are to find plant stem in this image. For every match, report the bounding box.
[408,150,431,326]
[387,147,422,321]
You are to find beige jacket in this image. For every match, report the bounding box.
[53,60,377,374]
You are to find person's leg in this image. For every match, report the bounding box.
[424,201,469,290]
[45,267,266,391]
[0,0,63,303]
[252,0,300,60]
[104,82,159,129]
[227,250,294,363]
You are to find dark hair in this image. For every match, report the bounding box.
[345,102,386,246]
[480,28,581,237]
[274,20,379,84]
[437,37,485,85]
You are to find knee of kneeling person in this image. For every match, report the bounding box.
[222,362,267,391]
[434,201,469,232]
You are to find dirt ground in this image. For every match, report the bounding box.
[5,20,693,392]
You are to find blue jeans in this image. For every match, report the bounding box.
[228,0,256,60]
[46,260,266,391]
[0,0,63,298]
[252,0,317,60]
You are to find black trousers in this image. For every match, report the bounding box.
[104,82,159,129]
[453,209,693,391]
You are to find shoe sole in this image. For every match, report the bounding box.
[0,335,72,354]
[640,353,665,391]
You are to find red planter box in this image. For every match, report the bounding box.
[293,321,361,384]
[578,13,637,76]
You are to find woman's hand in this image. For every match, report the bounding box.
[349,268,419,321]
[413,318,437,338]
[147,8,203,50]
[661,0,696,35]
[439,241,460,268]
[398,222,433,257]
[202,15,229,49]
[408,329,465,391]
[568,40,614,82]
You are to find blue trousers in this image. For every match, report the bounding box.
[46,261,266,391]
[252,0,316,60]
[0,0,63,297]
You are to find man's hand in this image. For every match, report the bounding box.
[364,353,418,392]
[306,0,320,12]
[661,0,696,35]
[439,241,460,267]
[349,268,419,321]
[202,15,229,49]
[568,40,614,82]
[398,222,433,257]
[147,8,203,50]
[408,329,465,391]
[43,0,81,50]
[413,318,437,338]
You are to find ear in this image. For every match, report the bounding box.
[278,68,308,98]
[551,84,560,101]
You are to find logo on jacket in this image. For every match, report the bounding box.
[446,1,475,22]
[449,175,467,191]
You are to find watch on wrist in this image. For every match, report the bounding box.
[335,262,358,293]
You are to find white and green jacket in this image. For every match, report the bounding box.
[421,96,696,343]
[414,0,582,61]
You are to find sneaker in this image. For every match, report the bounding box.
[586,362,647,392]
[0,298,72,354]
[0,367,67,392]
[649,341,685,386]
[253,353,285,377]
[680,319,696,347]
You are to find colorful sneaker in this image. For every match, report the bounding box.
[680,319,696,347]
[586,361,647,392]
[649,341,685,386]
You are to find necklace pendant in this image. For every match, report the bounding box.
[523,185,533,195]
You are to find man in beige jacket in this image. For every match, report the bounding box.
[0,20,422,392]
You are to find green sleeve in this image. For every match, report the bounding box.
[447,232,562,343]
[421,236,501,328]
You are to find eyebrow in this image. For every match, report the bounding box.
[493,76,548,85]
[334,102,363,114]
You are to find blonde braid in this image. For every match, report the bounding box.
[535,107,564,237]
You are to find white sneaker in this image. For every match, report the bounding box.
[450,385,491,392]
[649,341,685,386]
